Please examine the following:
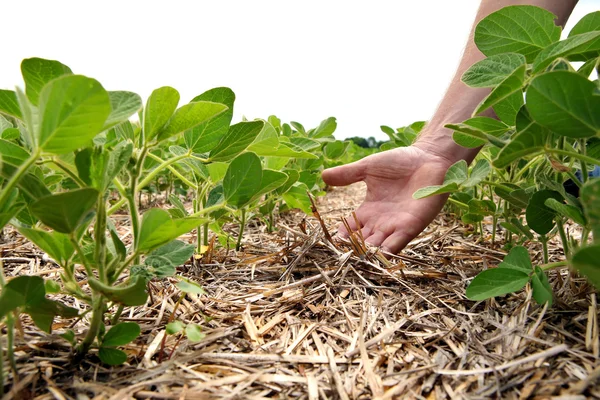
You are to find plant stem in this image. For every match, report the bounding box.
[545,148,600,167]
[146,153,197,190]
[107,198,127,216]
[492,215,497,245]
[557,219,570,259]
[188,203,230,218]
[5,313,17,381]
[540,260,569,272]
[95,197,107,282]
[70,235,94,277]
[540,235,549,264]
[77,293,104,356]
[50,158,87,187]
[236,208,247,251]
[137,151,190,190]
[447,197,468,209]
[579,139,589,184]
[111,304,124,325]
[0,148,40,207]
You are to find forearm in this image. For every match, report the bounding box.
[414,0,578,164]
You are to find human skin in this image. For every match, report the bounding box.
[321,0,579,254]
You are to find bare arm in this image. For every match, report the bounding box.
[414,0,579,165]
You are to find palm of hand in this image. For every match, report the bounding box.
[322,146,452,253]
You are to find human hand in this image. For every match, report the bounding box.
[321,145,455,254]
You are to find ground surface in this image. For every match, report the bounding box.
[1,183,599,399]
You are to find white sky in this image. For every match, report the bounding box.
[2,1,598,141]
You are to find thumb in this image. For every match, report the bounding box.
[322,159,367,186]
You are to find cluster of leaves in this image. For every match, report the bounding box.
[414,6,600,305]
[0,56,351,377]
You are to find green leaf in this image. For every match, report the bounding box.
[252,169,287,202]
[531,266,553,306]
[276,169,300,195]
[282,182,313,214]
[467,198,496,215]
[462,53,526,88]
[98,347,128,365]
[1,128,20,141]
[45,280,61,294]
[223,152,262,208]
[20,58,72,106]
[493,91,524,126]
[104,91,142,130]
[166,321,185,334]
[462,213,484,224]
[0,276,45,319]
[0,90,22,119]
[526,71,600,138]
[38,75,111,154]
[474,5,561,62]
[412,183,460,199]
[466,268,530,301]
[324,141,349,159]
[207,162,228,183]
[508,217,535,240]
[569,11,600,37]
[137,208,204,253]
[30,188,98,234]
[88,276,148,306]
[498,245,532,273]
[444,160,468,185]
[310,117,337,138]
[176,278,205,295]
[185,324,204,342]
[158,101,228,142]
[544,198,586,226]
[247,120,280,154]
[17,227,74,265]
[572,244,600,290]
[494,107,549,169]
[581,179,600,240]
[533,31,600,72]
[143,86,180,142]
[526,190,563,235]
[145,240,194,269]
[463,159,491,188]
[184,87,235,153]
[451,117,510,148]
[474,64,526,118]
[25,297,78,333]
[209,121,264,162]
[102,322,141,347]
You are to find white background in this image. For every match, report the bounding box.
[1,1,598,140]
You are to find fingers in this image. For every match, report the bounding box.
[380,231,413,254]
[321,159,367,187]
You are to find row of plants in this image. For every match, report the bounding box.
[0,56,361,386]
[412,6,600,305]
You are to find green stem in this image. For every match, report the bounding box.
[71,235,94,277]
[5,313,17,381]
[0,148,41,206]
[188,203,230,218]
[137,151,191,190]
[77,293,104,356]
[492,215,497,245]
[565,171,583,189]
[545,148,600,167]
[107,198,127,216]
[50,158,87,187]
[112,250,140,281]
[95,197,107,282]
[146,152,197,190]
[111,304,124,325]
[236,208,247,251]
[557,219,570,259]
[513,156,543,181]
[540,235,549,264]
[540,260,569,272]
[579,139,589,184]
[447,197,469,209]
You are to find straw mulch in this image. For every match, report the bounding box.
[1,182,599,399]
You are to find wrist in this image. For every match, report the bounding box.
[414,122,480,165]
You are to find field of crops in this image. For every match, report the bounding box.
[1,5,600,399]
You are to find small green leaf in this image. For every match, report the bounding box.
[544,198,586,226]
[176,278,205,295]
[466,268,530,301]
[451,117,510,148]
[281,182,312,214]
[209,121,264,162]
[533,31,600,72]
[145,240,194,269]
[581,179,600,240]
[572,245,600,289]
[498,245,532,273]
[527,71,600,138]
[324,140,349,159]
[18,227,74,266]
[569,11,600,37]
[102,322,141,347]
[45,279,61,294]
[30,188,99,234]
[526,190,563,235]
[310,117,337,138]
[223,152,263,208]
[137,208,205,252]
[462,53,526,88]
[158,101,228,142]
[38,75,111,154]
[88,277,148,306]
[104,91,142,130]
[0,90,22,119]
[463,159,491,188]
[474,5,561,62]
[21,58,73,106]
[185,324,204,342]
[98,347,128,365]
[0,276,45,319]
[251,169,287,202]
[143,86,180,142]
[412,183,460,199]
[531,266,553,306]
[166,321,185,335]
[474,64,526,119]
[60,330,75,344]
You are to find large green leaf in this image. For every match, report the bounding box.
[184,87,235,153]
[581,179,600,240]
[572,245,600,290]
[137,208,204,252]
[157,101,228,142]
[17,227,74,265]
[102,322,141,347]
[223,152,262,208]
[493,91,524,126]
[533,31,600,72]
[98,347,127,366]
[462,53,526,88]
[143,86,180,142]
[282,182,312,214]
[466,268,530,301]
[104,91,142,130]
[38,75,111,154]
[526,190,563,235]
[544,198,586,226]
[474,5,561,62]
[463,159,491,188]
[494,107,549,168]
[0,276,45,320]
[474,64,526,119]
[0,90,22,119]
[412,183,459,199]
[451,117,510,148]
[569,11,600,37]
[497,245,532,273]
[531,266,553,306]
[209,121,264,162]
[88,276,147,306]
[444,160,468,185]
[526,71,600,138]
[310,117,337,138]
[30,188,99,233]
[21,58,72,106]
[251,169,287,202]
[144,240,194,275]
[247,121,280,155]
